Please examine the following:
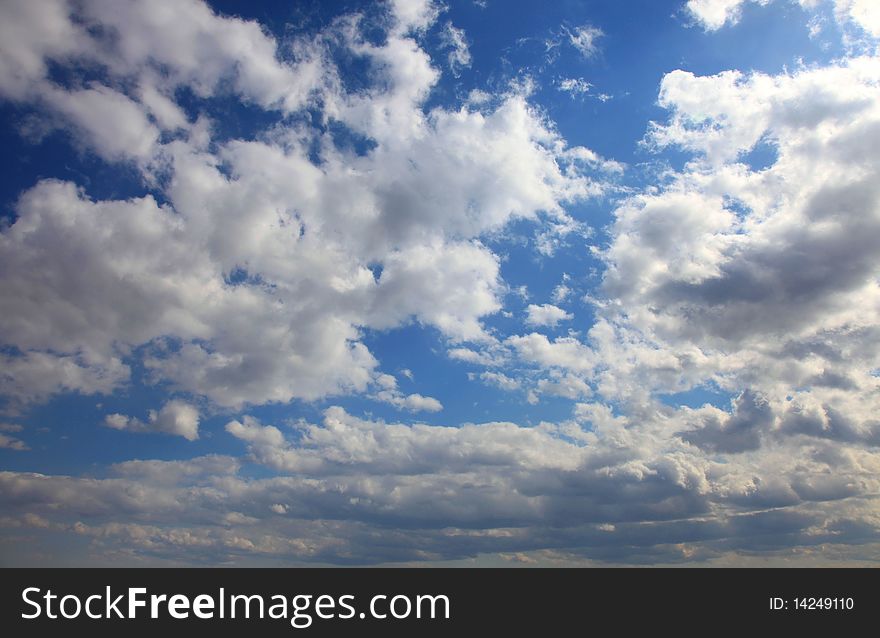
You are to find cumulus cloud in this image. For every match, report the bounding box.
[507,333,594,373]
[388,0,443,34]
[371,373,443,412]
[104,400,201,441]
[679,390,772,453]
[581,43,880,478]
[686,0,880,35]
[614,56,880,360]
[685,0,770,30]
[2,403,879,564]
[1,0,879,568]
[839,0,880,36]
[0,0,606,410]
[525,303,573,327]
[478,371,521,391]
[536,373,592,400]
[226,407,587,475]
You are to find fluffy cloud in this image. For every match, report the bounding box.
[507,333,594,373]
[478,371,521,391]
[685,0,770,30]
[2,404,879,564]
[371,373,444,412]
[0,0,605,410]
[0,0,323,109]
[686,0,880,35]
[839,0,880,36]
[525,303,573,327]
[225,407,587,475]
[576,44,880,474]
[610,56,880,362]
[388,0,443,34]
[2,0,879,567]
[104,400,201,441]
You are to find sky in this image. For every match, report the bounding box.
[0,0,879,567]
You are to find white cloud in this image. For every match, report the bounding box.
[448,346,506,366]
[226,406,589,475]
[387,0,443,34]
[558,77,592,97]
[479,371,521,391]
[3,402,880,564]
[402,394,444,412]
[585,52,880,467]
[536,373,592,400]
[0,0,607,410]
[371,374,444,412]
[439,22,472,77]
[685,0,770,30]
[624,56,880,346]
[565,24,604,58]
[0,350,129,411]
[0,0,93,100]
[551,276,572,303]
[686,0,880,35]
[46,84,159,161]
[507,333,594,373]
[104,400,200,441]
[3,0,878,568]
[836,0,880,36]
[525,303,573,327]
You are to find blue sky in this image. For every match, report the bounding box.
[1,0,879,566]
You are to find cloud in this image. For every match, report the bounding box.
[685,0,880,35]
[558,77,592,97]
[525,303,573,327]
[507,333,593,373]
[104,400,200,441]
[613,56,880,353]
[679,390,772,453]
[439,22,472,77]
[45,84,159,161]
[371,374,444,412]
[0,350,129,411]
[1,0,878,567]
[387,0,443,34]
[549,274,574,305]
[478,371,521,391]
[685,0,770,30]
[225,407,588,475]
[3,403,879,564]
[0,0,607,410]
[565,24,604,58]
[585,51,880,463]
[448,346,506,366]
[0,434,28,451]
[839,0,880,36]
[536,373,592,400]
